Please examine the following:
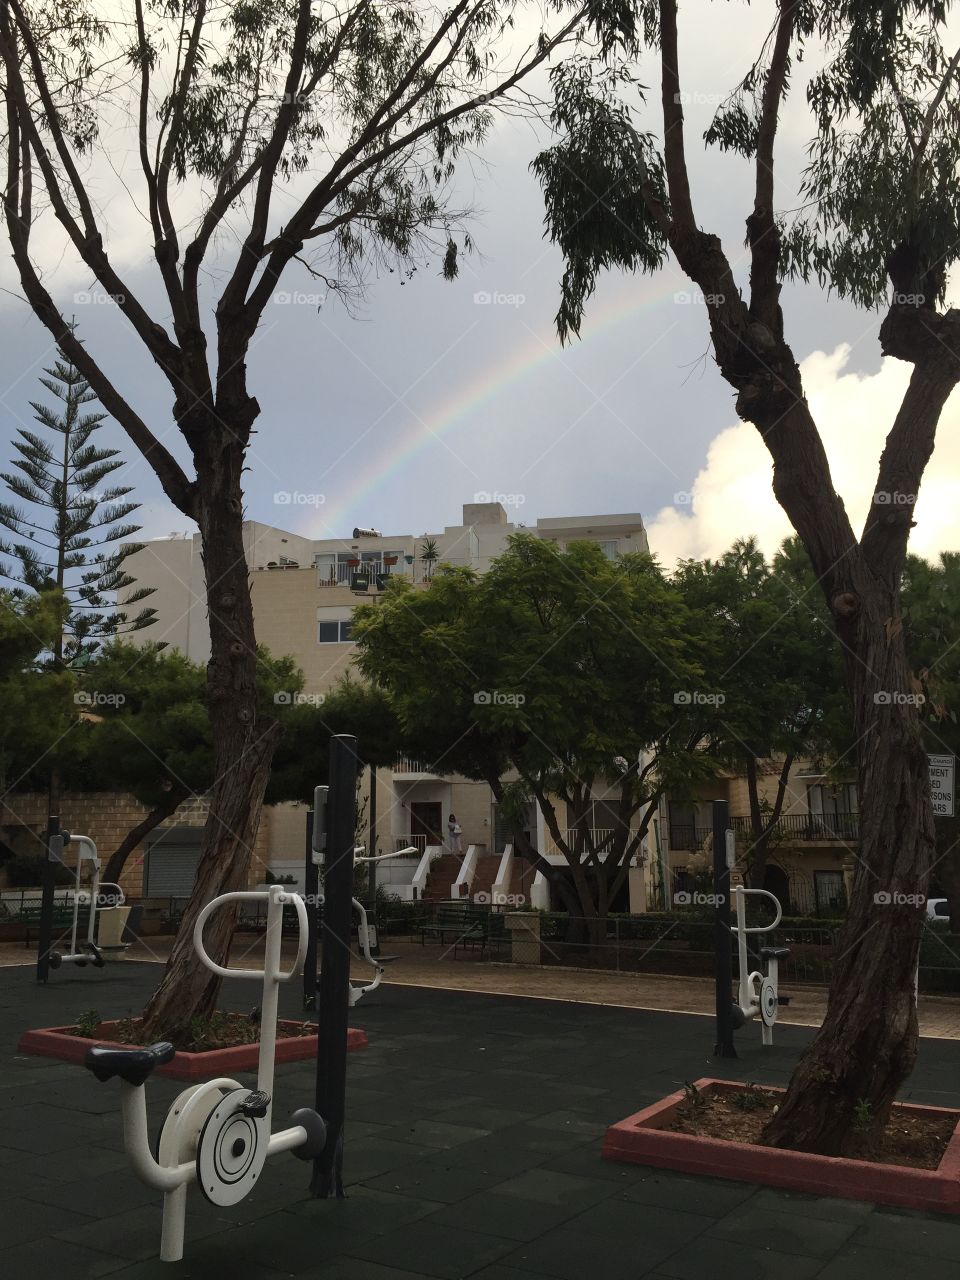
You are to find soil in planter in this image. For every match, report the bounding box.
[672,1084,955,1170]
[66,1009,316,1053]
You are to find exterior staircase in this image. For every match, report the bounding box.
[470,855,502,901]
[423,854,461,901]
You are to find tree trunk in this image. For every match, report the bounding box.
[103,788,189,887]
[761,592,934,1154]
[140,444,280,1042]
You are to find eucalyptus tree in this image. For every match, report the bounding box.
[532,1,960,1152]
[0,0,590,1036]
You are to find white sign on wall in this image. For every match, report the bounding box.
[928,754,956,818]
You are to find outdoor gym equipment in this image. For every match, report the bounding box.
[711,798,789,1056]
[82,883,327,1262]
[48,833,125,970]
[303,791,414,1010]
[731,884,789,1046]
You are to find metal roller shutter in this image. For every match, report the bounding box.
[145,828,204,897]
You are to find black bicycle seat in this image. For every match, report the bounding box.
[760,946,790,959]
[84,1041,176,1086]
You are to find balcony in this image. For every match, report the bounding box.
[542,828,641,859]
[669,811,860,851]
[393,755,441,779]
[316,556,471,588]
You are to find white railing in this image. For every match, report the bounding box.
[410,844,442,899]
[542,828,630,858]
[452,845,480,899]
[396,834,427,854]
[393,756,438,776]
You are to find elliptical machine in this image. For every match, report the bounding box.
[82,885,327,1261]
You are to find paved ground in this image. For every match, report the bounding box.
[9,933,960,1039]
[4,959,960,1279]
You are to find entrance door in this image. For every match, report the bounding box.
[410,802,443,849]
[763,865,792,914]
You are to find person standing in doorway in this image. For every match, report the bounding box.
[448,813,463,856]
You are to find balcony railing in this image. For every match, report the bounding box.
[669,811,860,850]
[542,828,638,858]
[393,755,439,776]
[316,557,471,587]
[396,834,428,853]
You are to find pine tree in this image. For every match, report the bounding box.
[0,339,157,670]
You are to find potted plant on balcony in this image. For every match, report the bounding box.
[419,537,439,578]
[383,554,399,566]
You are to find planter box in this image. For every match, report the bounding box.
[18,1019,368,1081]
[603,1077,960,1215]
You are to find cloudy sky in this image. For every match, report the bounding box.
[2,2,958,571]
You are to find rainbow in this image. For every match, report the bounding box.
[308,271,686,536]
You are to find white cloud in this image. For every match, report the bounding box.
[648,343,960,568]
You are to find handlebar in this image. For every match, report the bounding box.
[731,886,782,932]
[193,889,308,982]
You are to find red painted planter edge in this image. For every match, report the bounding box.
[603,1077,960,1214]
[17,1019,368,1081]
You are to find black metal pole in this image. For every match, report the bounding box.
[36,815,61,983]
[311,736,357,1197]
[303,810,318,1011]
[367,764,378,904]
[713,799,737,1058]
[303,786,328,1011]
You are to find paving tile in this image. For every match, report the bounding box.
[616,1168,758,1216]
[379,1119,492,1149]
[568,1198,715,1246]
[497,1226,675,1280]
[848,1209,960,1259]
[745,1186,876,1224]
[707,1204,858,1257]
[654,1236,824,1280]
[344,1219,516,1279]
[54,1203,234,1261]
[489,1168,619,1211]
[0,1235,127,1277]
[0,1194,94,1248]
[422,1189,574,1242]
[816,1244,952,1280]
[363,1156,507,1203]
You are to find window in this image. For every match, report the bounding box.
[318,619,353,644]
[595,539,619,559]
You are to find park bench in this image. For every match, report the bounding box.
[3,897,91,946]
[419,902,507,958]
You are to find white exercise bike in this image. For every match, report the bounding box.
[731,885,789,1045]
[49,833,125,970]
[83,885,327,1262]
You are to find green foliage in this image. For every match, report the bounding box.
[0,342,157,664]
[532,57,668,342]
[0,589,74,791]
[853,1097,874,1130]
[74,1009,100,1038]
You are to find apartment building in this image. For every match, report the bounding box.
[663,758,859,915]
[122,501,653,905]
